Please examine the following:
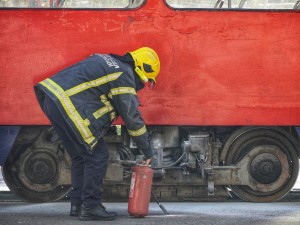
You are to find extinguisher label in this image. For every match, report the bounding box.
[129,172,136,198]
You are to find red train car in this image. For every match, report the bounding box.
[1,0,300,203]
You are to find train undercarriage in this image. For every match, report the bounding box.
[2,125,300,203]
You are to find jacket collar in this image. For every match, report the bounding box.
[110,53,145,91]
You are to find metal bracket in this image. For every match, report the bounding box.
[195,153,208,178]
[183,167,189,175]
[207,170,214,195]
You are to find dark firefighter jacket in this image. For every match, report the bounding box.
[34,54,153,159]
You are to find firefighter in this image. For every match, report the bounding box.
[34,47,160,221]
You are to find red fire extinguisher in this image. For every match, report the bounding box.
[128,165,153,217]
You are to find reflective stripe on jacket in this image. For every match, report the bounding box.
[34,54,150,155]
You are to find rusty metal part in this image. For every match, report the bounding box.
[215,146,289,192]
[2,127,72,203]
[21,150,58,187]
[163,126,180,148]
[150,131,164,169]
[212,139,222,166]
[13,127,47,145]
[181,133,212,178]
[224,128,299,202]
[250,153,282,185]
[105,163,124,182]
[4,125,299,204]
[207,170,214,195]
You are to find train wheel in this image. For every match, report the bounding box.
[225,127,299,202]
[1,128,72,203]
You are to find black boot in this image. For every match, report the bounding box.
[78,203,117,221]
[70,205,80,217]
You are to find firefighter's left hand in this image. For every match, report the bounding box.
[142,158,152,167]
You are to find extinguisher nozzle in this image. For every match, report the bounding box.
[159,203,169,215]
[151,191,169,215]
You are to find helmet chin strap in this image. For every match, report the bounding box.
[135,67,148,83]
[150,80,155,89]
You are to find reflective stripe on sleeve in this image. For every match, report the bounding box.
[127,125,147,137]
[65,72,123,97]
[40,79,95,145]
[110,87,137,96]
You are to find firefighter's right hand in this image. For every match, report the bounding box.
[142,157,152,167]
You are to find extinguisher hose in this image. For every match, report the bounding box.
[151,191,169,215]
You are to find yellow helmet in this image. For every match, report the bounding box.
[129,47,160,83]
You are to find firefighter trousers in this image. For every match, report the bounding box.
[43,95,109,208]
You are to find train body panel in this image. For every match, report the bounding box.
[1,1,300,126]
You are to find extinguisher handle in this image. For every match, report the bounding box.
[158,203,169,215]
